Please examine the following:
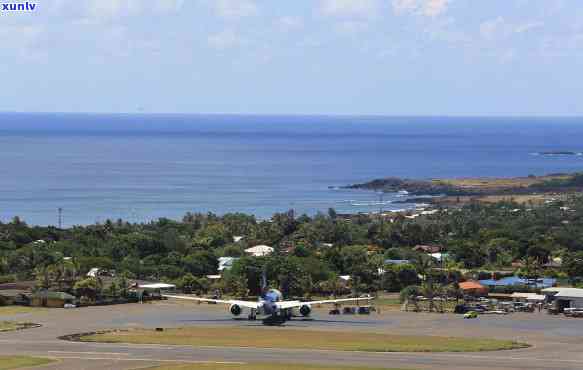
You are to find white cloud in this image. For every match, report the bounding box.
[479,16,505,40]
[423,0,450,17]
[481,17,546,41]
[515,21,543,34]
[213,0,258,20]
[49,0,184,19]
[336,20,370,34]
[498,48,517,64]
[207,29,241,49]
[392,0,451,17]
[277,16,304,32]
[320,0,380,18]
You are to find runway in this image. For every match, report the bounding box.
[2,301,583,370]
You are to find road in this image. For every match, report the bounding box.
[2,301,583,369]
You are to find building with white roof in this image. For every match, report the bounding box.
[542,287,583,311]
[86,268,100,277]
[139,283,176,290]
[245,245,274,257]
[218,257,238,271]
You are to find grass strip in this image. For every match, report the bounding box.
[0,356,54,370]
[0,306,46,316]
[0,321,39,332]
[82,327,528,353]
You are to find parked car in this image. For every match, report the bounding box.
[464,311,478,319]
[513,302,534,312]
[564,308,583,317]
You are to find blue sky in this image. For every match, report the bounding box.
[1,0,582,116]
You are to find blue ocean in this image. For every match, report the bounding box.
[1,113,582,226]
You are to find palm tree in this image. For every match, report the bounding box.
[413,254,437,312]
[34,266,52,290]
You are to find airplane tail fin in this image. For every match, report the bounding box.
[261,266,267,292]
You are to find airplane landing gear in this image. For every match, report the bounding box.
[262,313,286,326]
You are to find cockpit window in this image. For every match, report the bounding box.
[264,289,282,302]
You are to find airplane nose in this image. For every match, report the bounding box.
[263,302,276,315]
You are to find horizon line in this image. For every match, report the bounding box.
[1,110,583,119]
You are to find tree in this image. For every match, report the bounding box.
[270,257,311,297]
[400,285,422,311]
[180,273,197,294]
[107,281,119,298]
[413,254,439,312]
[563,251,583,284]
[182,251,217,277]
[74,277,100,301]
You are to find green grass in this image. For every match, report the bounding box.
[145,364,409,370]
[0,306,46,316]
[0,321,23,332]
[0,321,37,332]
[82,327,528,353]
[372,298,401,306]
[0,356,54,370]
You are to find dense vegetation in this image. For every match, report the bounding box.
[2,194,583,301]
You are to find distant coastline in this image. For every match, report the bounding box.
[345,172,583,200]
[537,151,583,156]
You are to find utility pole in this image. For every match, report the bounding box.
[58,208,63,229]
[379,193,384,235]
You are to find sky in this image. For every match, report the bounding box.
[0,0,582,116]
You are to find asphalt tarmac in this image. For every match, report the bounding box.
[2,300,583,370]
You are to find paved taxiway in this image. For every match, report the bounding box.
[2,301,583,370]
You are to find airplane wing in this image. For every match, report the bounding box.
[163,295,261,309]
[276,296,373,310]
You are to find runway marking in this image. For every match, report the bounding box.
[188,345,583,364]
[49,356,246,365]
[55,346,583,366]
[48,351,130,356]
[5,339,583,366]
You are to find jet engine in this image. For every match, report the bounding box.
[230,304,242,316]
[299,305,311,317]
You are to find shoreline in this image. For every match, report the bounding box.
[345,172,583,197]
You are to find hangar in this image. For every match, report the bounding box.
[542,287,583,312]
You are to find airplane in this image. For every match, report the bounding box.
[164,288,373,325]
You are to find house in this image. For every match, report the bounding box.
[544,257,562,268]
[385,259,411,266]
[459,281,488,296]
[413,245,441,254]
[87,268,100,277]
[430,253,448,262]
[218,257,238,271]
[30,291,76,308]
[245,245,274,257]
[86,268,115,278]
[0,290,30,305]
[510,292,545,303]
[138,283,176,290]
[233,236,245,243]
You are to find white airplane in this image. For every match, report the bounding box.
[164,288,373,325]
